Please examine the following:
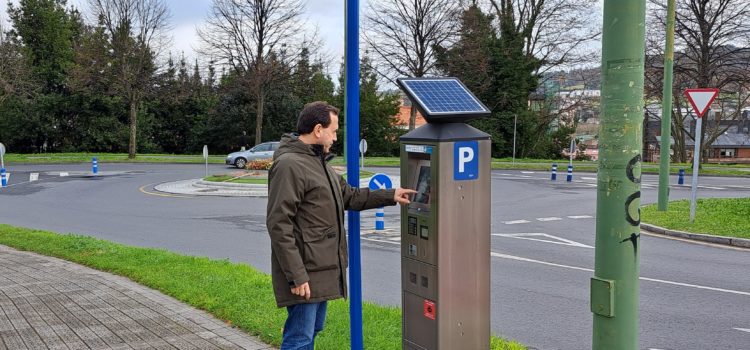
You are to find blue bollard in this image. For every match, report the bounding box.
[375,207,384,230]
[566,164,573,182]
[551,163,557,181]
[0,168,6,187]
[678,168,685,185]
[92,157,98,174]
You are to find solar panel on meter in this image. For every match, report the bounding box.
[397,78,490,123]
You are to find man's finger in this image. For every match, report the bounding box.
[304,284,311,300]
[395,196,411,204]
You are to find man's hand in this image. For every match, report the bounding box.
[291,282,311,300]
[394,188,417,205]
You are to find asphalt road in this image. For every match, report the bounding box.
[0,162,748,349]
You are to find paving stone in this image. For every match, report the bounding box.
[0,329,27,349]
[0,245,275,350]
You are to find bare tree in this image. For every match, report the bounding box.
[364,0,460,130]
[646,0,750,162]
[197,0,305,145]
[488,0,601,74]
[88,0,171,158]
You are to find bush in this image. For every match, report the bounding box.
[246,158,273,170]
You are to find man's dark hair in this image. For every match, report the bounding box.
[297,101,340,134]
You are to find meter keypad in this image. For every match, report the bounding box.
[408,217,418,235]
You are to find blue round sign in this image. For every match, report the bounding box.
[368,173,392,190]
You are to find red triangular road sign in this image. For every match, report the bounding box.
[684,88,719,118]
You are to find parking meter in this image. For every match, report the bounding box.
[397,78,492,349]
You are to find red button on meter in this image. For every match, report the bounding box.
[423,300,436,320]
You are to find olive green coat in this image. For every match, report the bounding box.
[266,134,396,307]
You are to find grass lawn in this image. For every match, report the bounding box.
[5,152,228,164]
[204,170,376,184]
[641,198,750,239]
[204,175,268,184]
[7,152,748,177]
[0,225,525,349]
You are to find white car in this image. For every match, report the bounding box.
[225,142,279,168]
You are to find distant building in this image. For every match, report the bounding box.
[645,106,750,163]
[394,96,427,129]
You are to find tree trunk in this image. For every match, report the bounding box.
[255,85,265,145]
[409,105,417,130]
[128,100,137,159]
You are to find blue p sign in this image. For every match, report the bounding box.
[454,141,479,181]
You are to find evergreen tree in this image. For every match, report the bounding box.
[436,4,557,158]
[332,56,401,156]
[5,0,82,152]
[8,0,77,92]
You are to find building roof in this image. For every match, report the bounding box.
[685,133,750,148]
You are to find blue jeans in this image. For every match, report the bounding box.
[281,301,328,350]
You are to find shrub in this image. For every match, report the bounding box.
[246,158,273,170]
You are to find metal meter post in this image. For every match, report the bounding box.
[203,145,209,177]
[397,78,491,350]
[0,143,6,188]
[359,139,367,169]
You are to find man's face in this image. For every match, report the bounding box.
[317,112,339,153]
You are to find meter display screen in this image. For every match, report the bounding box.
[413,165,431,204]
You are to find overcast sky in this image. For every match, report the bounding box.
[1,0,608,82]
[1,0,347,76]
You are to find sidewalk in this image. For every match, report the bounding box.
[0,245,275,350]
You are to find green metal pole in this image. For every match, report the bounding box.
[657,0,677,211]
[592,1,646,349]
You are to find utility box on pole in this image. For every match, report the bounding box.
[397,78,491,350]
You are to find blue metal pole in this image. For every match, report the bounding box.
[678,168,685,185]
[551,163,557,181]
[92,157,98,175]
[345,0,363,348]
[0,168,6,187]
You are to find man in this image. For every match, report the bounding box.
[267,101,415,349]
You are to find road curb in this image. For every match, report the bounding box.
[640,223,750,248]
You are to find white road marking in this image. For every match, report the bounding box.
[536,217,562,222]
[491,252,750,296]
[29,173,39,181]
[521,171,535,174]
[567,215,593,219]
[733,328,750,333]
[699,186,726,190]
[492,233,593,249]
[582,177,597,181]
[503,220,530,225]
[518,175,532,178]
[362,236,750,296]
[362,236,399,245]
[59,172,69,177]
